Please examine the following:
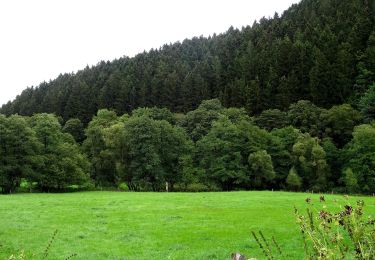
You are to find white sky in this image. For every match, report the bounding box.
[0,0,299,106]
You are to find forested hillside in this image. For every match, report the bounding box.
[1,0,375,195]
[1,0,374,123]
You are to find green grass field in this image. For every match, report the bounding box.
[0,191,374,259]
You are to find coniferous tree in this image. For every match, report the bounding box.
[359,83,375,122]
[1,0,374,122]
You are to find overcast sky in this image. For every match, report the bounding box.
[0,0,299,106]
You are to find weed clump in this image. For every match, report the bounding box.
[250,196,374,259]
[295,197,374,259]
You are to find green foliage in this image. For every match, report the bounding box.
[83,109,119,186]
[3,0,373,124]
[321,104,362,147]
[286,167,302,191]
[0,94,374,194]
[132,107,175,124]
[342,123,375,193]
[269,126,300,188]
[221,107,251,124]
[196,117,248,190]
[292,134,329,191]
[0,95,372,193]
[255,109,288,131]
[173,182,218,192]
[287,100,323,137]
[121,115,191,191]
[1,0,375,194]
[296,199,375,259]
[179,99,223,142]
[359,83,375,123]
[30,114,89,191]
[321,138,341,186]
[63,79,95,124]
[248,150,275,189]
[342,168,359,194]
[118,182,129,192]
[62,118,85,143]
[197,99,223,111]
[0,115,39,194]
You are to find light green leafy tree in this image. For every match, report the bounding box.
[292,133,329,191]
[196,117,248,190]
[30,113,89,191]
[286,167,302,191]
[83,109,119,186]
[248,150,275,189]
[121,115,191,191]
[0,115,40,194]
[321,104,362,147]
[62,118,85,143]
[342,123,375,193]
[342,168,359,194]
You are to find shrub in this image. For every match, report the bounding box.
[186,183,211,192]
[173,183,220,192]
[286,167,302,191]
[64,181,96,192]
[16,180,37,193]
[118,182,130,191]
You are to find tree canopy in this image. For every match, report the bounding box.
[0,0,374,194]
[0,97,374,193]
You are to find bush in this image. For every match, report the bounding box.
[65,181,96,192]
[173,183,220,192]
[186,183,210,192]
[286,167,302,191]
[118,182,130,192]
[16,180,38,193]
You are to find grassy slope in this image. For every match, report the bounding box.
[0,191,374,259]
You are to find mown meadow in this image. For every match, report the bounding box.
[1,191,374,259]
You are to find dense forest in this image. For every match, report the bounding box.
[1,97,375,194]
[0,0,375,194]
[1,0,374,124]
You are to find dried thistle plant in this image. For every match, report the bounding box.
[295,197,375,259]
[42,229,58,259]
